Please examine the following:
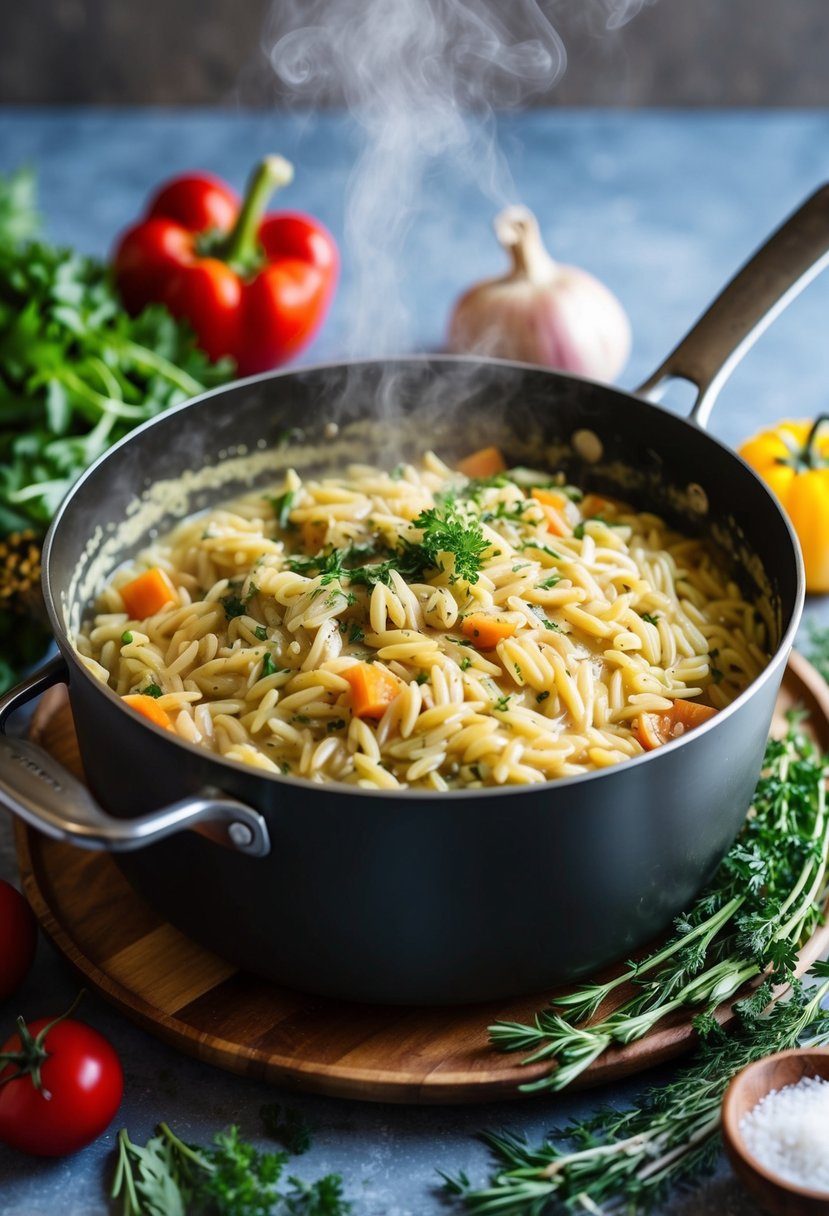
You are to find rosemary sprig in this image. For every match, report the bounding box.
[490,718,829,1093]
[445,970,829,1215]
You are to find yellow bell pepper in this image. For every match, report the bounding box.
[739,417,829,593]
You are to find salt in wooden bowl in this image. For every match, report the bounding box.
[722,1048,829,1215]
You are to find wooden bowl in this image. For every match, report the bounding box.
[722,1048,829,1215]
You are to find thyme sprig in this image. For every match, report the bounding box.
[490,719,829,1093]
[445,971,829,1215]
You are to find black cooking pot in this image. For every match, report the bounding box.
[1,188,827,1006]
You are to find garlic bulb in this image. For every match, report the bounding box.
[447,205,631,382]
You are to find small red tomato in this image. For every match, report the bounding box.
[0,880,37,1002]
[0,1014,123,1156]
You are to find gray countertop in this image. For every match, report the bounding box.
[2,108,829,1215]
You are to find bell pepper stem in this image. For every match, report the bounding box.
[219,155,294,268]
[802,413,829,469]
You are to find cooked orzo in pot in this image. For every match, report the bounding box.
[76,449,770,789]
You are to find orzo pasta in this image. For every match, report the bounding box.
[76,451,769,789]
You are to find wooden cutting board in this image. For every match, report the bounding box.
[14,650,829,1105]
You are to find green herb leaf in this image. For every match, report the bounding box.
[259,1103,312,1156]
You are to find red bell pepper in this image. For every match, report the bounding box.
[113,156,339,375]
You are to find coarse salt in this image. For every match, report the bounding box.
[739,1074,829,1192]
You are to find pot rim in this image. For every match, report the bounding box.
[43,355,806,802]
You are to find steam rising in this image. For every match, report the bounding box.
[263,0,657,362]
[266,0,569,356]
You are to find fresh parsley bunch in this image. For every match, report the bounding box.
[0,167,233,690]
[112,1113,349,1216]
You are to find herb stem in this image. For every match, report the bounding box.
[115,339,207,397]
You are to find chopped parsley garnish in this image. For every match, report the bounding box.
[254,625,268,641]
[142,682,163,698]
[120,631,133,644]
[415,671,430,685]
[404,496,489,584]
[220,594,247,620]
[292,713,312,725]
[327,718,347,732]
[521,541,561,560]
[287,549,346,584]
[493,694,512,712]
[574,515,619,539]
[390,462,406,481]
[641,613,660,626]
[711,666,724,684]
[268,488,297,530]
[538,574,561,589]
[536,690,550,703]
[460,656,472,671]
[512,562,531,573]
[261,652,277,679]
[348,623,365,644]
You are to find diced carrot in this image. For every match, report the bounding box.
[456,446,507,479]
[530,487,570,537]
[461,613,518,649]
[342,663,401,720]
[119,567,176,619]
[300,519,327,554]
[531,488,568,510]
[635,699,717,751]
[122,694,172,731]
[581,493,616,518]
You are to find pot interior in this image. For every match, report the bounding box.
[44,358,799,663]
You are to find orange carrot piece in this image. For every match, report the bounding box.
[635,699,717,751]
[342,663,401,720]
[456,446,507,479]
[531,487,568,510]
[122,694,172,730]
[120,567,175,619]
[461,613,518,649]
[581,493,617,518]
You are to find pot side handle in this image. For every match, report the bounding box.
[636,183,829,430]
[0,657,270,858]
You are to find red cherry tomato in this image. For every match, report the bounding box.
[0,1016,123,1156]
[0,880,37,1002]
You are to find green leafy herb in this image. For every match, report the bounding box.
[142,682,163,699]
[641,612,660,626]
[261,653,277,679]
[520,542,561,560]
[538,574,560,589]
[259,1103,312,1156]
[327,719,347,733]
[268,489,297,531]
[488,719,828,1094]
[536,691,549,703]
[254,626,268,642]
[492,695,512,713]
[112,1119,351,1216]
[415,671,430,685]
[403,497,489,585]
[445,974,829,1215]
[0,168,232,691]
[348,623,364,644]
[221,594,247,620]
[460,656,472,671]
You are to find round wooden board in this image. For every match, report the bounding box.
[15,650,829,1105]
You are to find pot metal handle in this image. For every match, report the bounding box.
[0,657,270,858]
[636,183,829,430]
